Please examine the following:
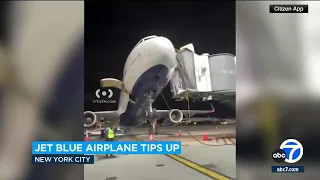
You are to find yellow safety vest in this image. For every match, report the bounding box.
[107,128,115,139]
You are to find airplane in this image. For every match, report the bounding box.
[84,35,215,135]
[160,116,219,125]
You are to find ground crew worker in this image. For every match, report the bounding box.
[105,125,115,157]
[100,117,105,138]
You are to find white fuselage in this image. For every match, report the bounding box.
[116,36,177,126]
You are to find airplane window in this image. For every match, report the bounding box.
[134,35,157,48]
[142,35,157,41]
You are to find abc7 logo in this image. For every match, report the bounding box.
[272,149,287,163]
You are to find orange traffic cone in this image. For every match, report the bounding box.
[178,130,182,137]
[85,133,89,142]
[149,134,153,141]
[202,130,209,141]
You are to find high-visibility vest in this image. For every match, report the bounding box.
[107,128,115,139]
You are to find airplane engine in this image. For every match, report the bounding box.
[169,109,183,123]
[84,111,97,128]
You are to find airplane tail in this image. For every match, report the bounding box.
[100,78,129,94]
[100,78,135,113]
[84,78,131,128]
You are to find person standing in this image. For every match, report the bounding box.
[105,125,115,157]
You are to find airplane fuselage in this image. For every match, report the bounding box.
[117,36,177,127]
[84,36,218,129]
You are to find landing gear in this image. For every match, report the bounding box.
[145,90,159,135]
[149,119,159,135]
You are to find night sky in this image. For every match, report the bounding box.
[85,1,235,118]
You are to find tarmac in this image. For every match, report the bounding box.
[88,124,235,136]
[84,124,236,180]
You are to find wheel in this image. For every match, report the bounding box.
[148,125,159,135]
[155,126,159,135]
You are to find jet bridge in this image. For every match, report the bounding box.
[170,44,235,108]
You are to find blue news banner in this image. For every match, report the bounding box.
[32,141,181,164]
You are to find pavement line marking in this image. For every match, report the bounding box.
[230,138,236,145]
[166,154,233,180]
[130,136,234,180]
[225,138,233,145]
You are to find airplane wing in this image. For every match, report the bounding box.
[155,109,214,117]
[84,110,119,128]
[178,109,214,116]
[93,111,119,119]
[155,104,215,117]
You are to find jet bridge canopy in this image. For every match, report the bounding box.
[170,44,236,104]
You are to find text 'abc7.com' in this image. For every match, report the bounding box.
[272,139,304,173]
